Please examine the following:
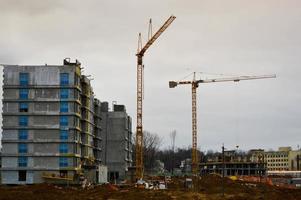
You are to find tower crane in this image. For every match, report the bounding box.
[135,16,176,179]
[169,72,276,175]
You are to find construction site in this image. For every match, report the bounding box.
[1,1,301,199]
[1,175,301,200]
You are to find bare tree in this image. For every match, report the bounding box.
[143,131,162,170]
[132,131,162,170]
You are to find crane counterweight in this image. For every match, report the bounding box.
[169,81,178,88]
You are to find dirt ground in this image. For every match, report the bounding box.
[0,175,300,200]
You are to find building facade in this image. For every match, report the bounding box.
[288,150,301,171]
[100,102,133,182]
[0,59,103,184]
[93,99,102,168]
[264,147,301,171]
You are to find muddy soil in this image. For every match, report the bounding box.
[0,175,300,200]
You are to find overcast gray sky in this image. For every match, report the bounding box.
[0,0,300,151]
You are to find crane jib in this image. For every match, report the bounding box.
[138,16,176,55]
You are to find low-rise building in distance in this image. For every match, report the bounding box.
[264,147,301,171]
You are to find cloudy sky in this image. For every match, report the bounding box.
[0,0,300,151]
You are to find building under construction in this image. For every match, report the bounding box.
[0,59,132,184]
[100,103,133,182]
[200,150,266,176]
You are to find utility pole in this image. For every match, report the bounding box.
[170,130,176,175]
[222,144,225,197]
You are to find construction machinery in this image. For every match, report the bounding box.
[169,72,276,175]
[135,16,176,179]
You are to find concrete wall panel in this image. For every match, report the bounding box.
[32,116,59,127]
[2,116,18,127]
[33,129,59,140]
[1,171,19,184]
[3,102,18,113]
[1,157,18,167]
[2,144,18,154]
[35,88,59,100]
[2,130,18,140]
[3,89,18,99]
[34,157,59,169]
[34,67,59,85]
[34,144,59,154]
[33,102,59,113]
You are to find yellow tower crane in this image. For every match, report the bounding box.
[169,72,276,175]
[135,16,176,180]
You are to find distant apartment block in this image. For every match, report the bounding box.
[264,147,301,171]
[0,59,103,184]
[100,102,133,182]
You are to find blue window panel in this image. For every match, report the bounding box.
[19,102,28,109]
[60,116,68,126]
[18,143,28,153]
[60,130,68,140]
[59,157,68,167]
[60,102,68,112]
[19,129,28,140]
[18,157,28,167]
[60,73,69,85]
[19,89,29,99]
[60,89,69,99]
[59,143,68,153]
[19,116,28,126]
[19,102,28,112]
[19,73,29,86]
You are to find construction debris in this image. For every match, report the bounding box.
[136,179,167,190]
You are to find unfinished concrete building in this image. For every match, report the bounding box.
[200,162,266,176]
[0,59,103,184]
[100,102,133,182]
[200,150,266,176]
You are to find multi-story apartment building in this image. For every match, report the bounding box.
[263,147,301,171]
[100,102,133,182]
[0,59,103,184]
[264,147,290,171]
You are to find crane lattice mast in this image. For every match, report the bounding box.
[135,16,176,180]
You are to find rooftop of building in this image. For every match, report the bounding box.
[1,58,81,68]
[101,102,127,113]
